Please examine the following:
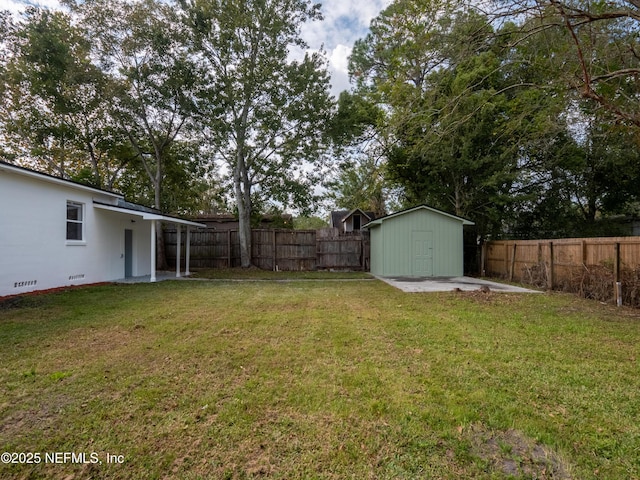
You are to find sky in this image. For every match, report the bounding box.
[0,0,393,97]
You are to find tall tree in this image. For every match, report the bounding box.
[180,0,334,267]
[1,8,128,188]
[349,0,638,237]
[66,0,198,210]
[492,5,640,236]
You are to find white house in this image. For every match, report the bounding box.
[0,161,205,298]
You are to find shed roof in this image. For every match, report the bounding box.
[363,204,474,228]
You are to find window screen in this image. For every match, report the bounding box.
[66,202,83,241]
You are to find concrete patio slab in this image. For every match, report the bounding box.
[378,276,541,293]
[114,271,195,284]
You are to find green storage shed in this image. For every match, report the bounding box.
[364,205,474,277]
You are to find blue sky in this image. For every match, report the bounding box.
[0,0,393,96]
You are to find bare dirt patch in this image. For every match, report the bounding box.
[452,288,526,306]
[465,423,572,479]
[0,283,111,306]
[0,393,73,441]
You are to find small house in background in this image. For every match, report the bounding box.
[0,161,205,297]
[330,208,376,233]
[364,205,474,277]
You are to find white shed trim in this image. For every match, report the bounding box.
[363,204,474,228]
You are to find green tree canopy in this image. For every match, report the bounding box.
[1,7,128,188]
[348,0,640,238]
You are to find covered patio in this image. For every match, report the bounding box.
[93,201,206,282]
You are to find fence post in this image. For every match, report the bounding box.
[548,241,554,290]
[481,242,487,277]
[509,243,517,282]
[273,229,277,271]
[504,243,509,277]
[614,242,622,307]
[537,242,542,265]
[227,230,232,268]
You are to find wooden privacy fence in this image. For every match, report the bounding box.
[484,237,640,306]
[165,227,369,271]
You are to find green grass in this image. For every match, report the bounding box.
[1,279,639,479]
[190,268,373,280]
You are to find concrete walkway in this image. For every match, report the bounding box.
[378,276,541,293]
[114,272,539,293]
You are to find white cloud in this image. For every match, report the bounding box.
[301,0,392,52]
[0,0,24,13]
[302,0,393,95]
[327,44,352,96]
[0,0,61,13]
[329,43,351,75]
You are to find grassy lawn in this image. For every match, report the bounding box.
[190,268,373,280]
[1,278,639,479]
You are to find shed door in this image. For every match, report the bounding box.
[412,231,433,276]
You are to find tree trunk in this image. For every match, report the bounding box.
[235,158,252,268]
[234,100,253,268]
[237,199,252,268]
[156,226,169,271]
[153,164,169,270]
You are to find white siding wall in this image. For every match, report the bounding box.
[93,210,152,279]
[0,169,152,296]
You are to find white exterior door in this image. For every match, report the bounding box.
[412,230,433,276]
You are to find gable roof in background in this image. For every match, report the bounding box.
[331,208,376,228]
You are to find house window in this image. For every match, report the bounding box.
[66,201,84,241]
[352,214,361,231]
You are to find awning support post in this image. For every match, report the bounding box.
[150,220,157,282]
[176,223,182,278]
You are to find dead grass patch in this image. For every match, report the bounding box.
[465,423,573,479]
[451,288,525,306]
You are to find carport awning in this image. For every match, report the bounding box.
[93,202,206,228]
